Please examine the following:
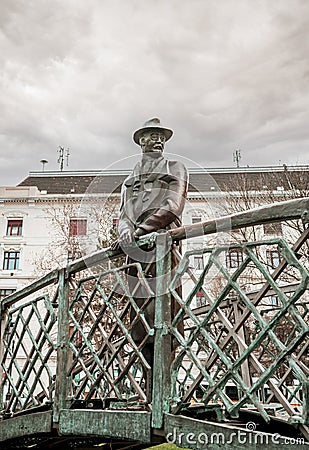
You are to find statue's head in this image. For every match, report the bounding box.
[133,118,173,154]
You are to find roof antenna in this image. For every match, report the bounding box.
[233,149,241,168]
[40,159,48,172]
[58,146,70,171]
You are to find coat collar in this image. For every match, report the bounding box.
[124,156,170,187]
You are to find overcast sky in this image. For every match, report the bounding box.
[0,0,308,186]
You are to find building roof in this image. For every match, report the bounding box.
[17,165,309,195]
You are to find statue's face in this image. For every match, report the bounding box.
[140,130,166,153]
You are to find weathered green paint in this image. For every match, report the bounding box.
[59,409,151,442]
[168,230,309,440]
[53,268,70,422]
[0,308,8,410]
[1,295,57,414]
[152,232,172,429]
[0,411,52,442]
[170,197,309,241]
[302,381,309,426]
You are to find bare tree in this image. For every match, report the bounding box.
[33,197,119,276]
[221,166,309,243]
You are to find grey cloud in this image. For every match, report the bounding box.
[0,0,308,186]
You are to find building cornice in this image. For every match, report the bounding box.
[25,164,309,178]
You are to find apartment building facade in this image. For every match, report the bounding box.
[0,165,307,306]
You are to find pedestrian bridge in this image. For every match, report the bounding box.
[0,198,308,449]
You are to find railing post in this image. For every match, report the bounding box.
[53,268,70,423]
[152,232,172,429]
[0,305,8,411]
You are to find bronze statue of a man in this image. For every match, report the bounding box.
[118,118,188,244]
[115,118,188,370]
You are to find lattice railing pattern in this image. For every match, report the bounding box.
[169,237,309,427]
[66,263,153,408]
[0,198,308,442]
[0,295,57,415]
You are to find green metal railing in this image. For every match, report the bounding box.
[0,197,308,445]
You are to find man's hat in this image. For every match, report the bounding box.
[133,118,173,145]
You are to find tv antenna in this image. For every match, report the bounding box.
[40,159,48,172]
[57,146,70,171]
[233,149,241,168]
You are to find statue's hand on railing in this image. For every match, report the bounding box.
[111,229,136,251]
[111,230,159,252]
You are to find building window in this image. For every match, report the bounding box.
[270,295,281,307]
[6,219,23,236]
[193,255,204,271]
[266,250,280,269]
[263,222,283,236]
[69,219,87,236]
[0,289,16,301]
[3,251,20,270]
[112,218,118,230]
[226,249,243,269]
[192,216,202,224]
[196,291,207,308]
[67,250,82,263]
